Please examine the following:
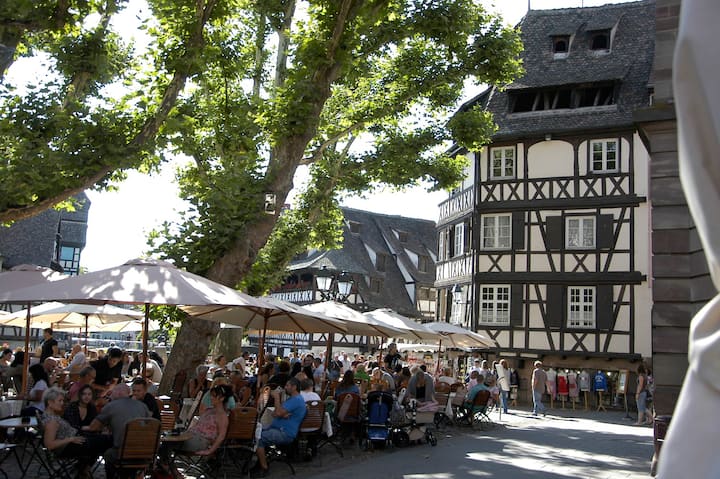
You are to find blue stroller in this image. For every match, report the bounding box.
[360,391,395,449]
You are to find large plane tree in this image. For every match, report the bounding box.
[0,0,521,387]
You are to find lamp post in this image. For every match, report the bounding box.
[315,265,356,376]
[316,266,354,302]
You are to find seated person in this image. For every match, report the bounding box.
[251,377,306,478]
[437,367,456,386]
[354,363,371,382]
[67,366,96,402]
[66,344,87,373]
[138,352,163,384]
[63,384,98,429]
[21,363,49,416]
[131,378,161,420]
[188,365,210,399]
[83,383,151,479]
[180,384,233,455]
[334,370,360,399]
[200,376,236,413]
[396,366,412,391]
[370,367,396,393]
[42,387,112,479]
[406,366,436,406]
[267,360,291,388]
[297,374,321,402]
[464,374,490,409]
[467,370,480,389]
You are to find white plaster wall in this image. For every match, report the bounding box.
[633,132,650,196]
[634,282,652,358]
[634,204,650,274]
[529,331,551,350]
[513,331,526,347]
[364,243,377,265]
[527,140,574,179]
[405,248,419,268]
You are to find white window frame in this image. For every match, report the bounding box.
[479,285,511,325]
[490,147,515,179]
[453,223,465,257]
[481,214,511,250]
[565,216,596,249]
[568,286,595,328]
[590,139,618,173]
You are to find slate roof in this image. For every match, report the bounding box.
[465,0,655,141]
[286,207,437,318]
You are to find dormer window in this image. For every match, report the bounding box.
[349,221,361,234]
[590,30,610,51]
[552,35,570,58]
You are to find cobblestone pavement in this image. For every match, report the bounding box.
[0,405,655,478]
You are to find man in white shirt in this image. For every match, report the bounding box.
[299,378,321,401]
[66,344,87,373]
[312,358,325,392]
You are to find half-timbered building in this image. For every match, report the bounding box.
[443,1,656,383]
[268,207,437,354]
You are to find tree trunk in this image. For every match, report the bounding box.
[157,316,220,395]
[213,328,245,361]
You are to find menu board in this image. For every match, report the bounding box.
[617,369,629,394]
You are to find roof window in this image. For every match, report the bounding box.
[552,35,570,58]
[509,82,616,113]
[590,30,610,51]
[349,221,361,234]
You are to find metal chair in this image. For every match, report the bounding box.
[456,390,494,430]
[114,417,161,478]
[433,383,453,429]
[34,411,79,479]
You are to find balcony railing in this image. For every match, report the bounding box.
[438,187,474,223]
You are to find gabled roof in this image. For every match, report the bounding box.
[286,207,437,317]
[479,0,655,140]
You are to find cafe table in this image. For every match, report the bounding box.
[0,399,23,419]
[0,416,41,479]
[159,430,194,479]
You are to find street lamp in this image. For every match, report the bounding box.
[451,284,463,304]
[315,265,354,302]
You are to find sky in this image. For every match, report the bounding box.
[78,0,636,272]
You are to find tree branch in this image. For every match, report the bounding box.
[300,120,365,165]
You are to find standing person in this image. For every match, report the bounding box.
[90,347,123,397]
[250,377,307,478]
[383,343,402,372]
[40,328,59,362]
[497,359,511,414]
[634,364,652,426]
[531,361,547,416]
[83,383,151,479]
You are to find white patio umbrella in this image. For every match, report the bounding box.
[424,321,496,349]
[182,296,349,374]
[363,308,439,341]
[0,302,144,352]
[0,258,268,376]
[303,301,405,370]
[0,264,67,393]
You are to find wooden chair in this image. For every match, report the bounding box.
[456,390,493,430]
[169,369,187,402]
[335,392,361,442]
[219,407,258,474]
[433,384,453,429]
[114,417,161,478]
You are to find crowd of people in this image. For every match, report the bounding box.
[0,330,523,479]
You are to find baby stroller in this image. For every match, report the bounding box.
[360,390,395,449]
[395,397,437,447]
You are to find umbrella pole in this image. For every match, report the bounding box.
[142,303,149,378]
[256,318,268,398]
[85,315,89,355]
[21,302,31,395]
[435,338,443,376]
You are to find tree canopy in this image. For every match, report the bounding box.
[1,0,522,384]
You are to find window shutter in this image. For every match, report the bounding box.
[597,214,614,250]
[546,216,563,250]
[596,285,613,330]
[512,212,525,251]
[464,220,471,254]
[448,227,455,258]
[546,285,564,329]
[510,284,523,326]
